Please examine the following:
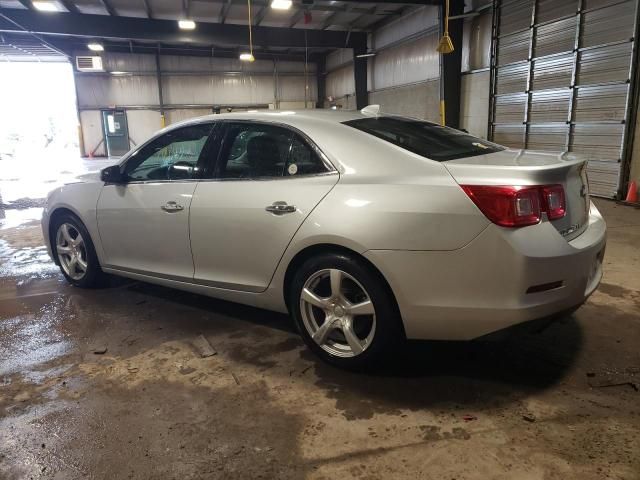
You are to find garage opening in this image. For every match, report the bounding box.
[0,61,82,212]
[0,61,79,161]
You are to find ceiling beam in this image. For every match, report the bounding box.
[0,9,368,49]
[254,5,268,26]
[98,0,117,16]
[219,0,233,24]
[288,8,305,28]
[59,0,80,14]
[141,0,153,18]
[17,0,35,10]
[347,6,376,29]
[340,0,439,3]
[46,36,323,61]
[194,0,426,17]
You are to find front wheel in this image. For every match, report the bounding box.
[290,253,404,370]
[52,213,105,288]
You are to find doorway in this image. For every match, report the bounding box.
[101,110,130,157]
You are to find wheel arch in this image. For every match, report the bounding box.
[48,207,85,265]
[282,243,404,335]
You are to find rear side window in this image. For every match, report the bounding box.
[343,117,504,162]
[217,123,330,179]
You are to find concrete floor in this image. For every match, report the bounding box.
[1,158,639,479]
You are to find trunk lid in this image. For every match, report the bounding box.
[444,149,590,241]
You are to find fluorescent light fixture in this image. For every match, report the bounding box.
[271,0,292,9]
[355,52,376,58]
[110,71,127,75]
[178,19,196,30]
[87,42,104,52]
[33,1,58,12]
[239,52,255,62]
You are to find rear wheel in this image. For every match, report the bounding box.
[290,253,403,369]
[52,213,105,288]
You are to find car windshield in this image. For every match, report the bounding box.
[343,116,504,162]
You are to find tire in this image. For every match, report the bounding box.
[51,212,106,288]
[289,252,404,370]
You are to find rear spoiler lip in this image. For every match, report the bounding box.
[443,149,588,173]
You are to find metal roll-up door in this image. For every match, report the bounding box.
[489,0,639,198]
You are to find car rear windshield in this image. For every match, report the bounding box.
[343,117,504,161]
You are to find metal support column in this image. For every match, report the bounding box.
[441,0,464,128]
[353,40,368,110]
[155,49,165,127]
[316,54,326,109]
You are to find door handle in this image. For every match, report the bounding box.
[161,201,184,212]
[265,201,296,215]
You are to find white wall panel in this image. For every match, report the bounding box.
[369,80,440,121]
[158,55,314,74]
[76,75,159,107]
[460,71,490,138]
[371,6,439,50]
[372,33,439,90]
[461,10,492,72]
[126,110,161,145]
[166,109,212,125]
[161,75,276,105]
[278,76,317,102]
[326,65,355,99]
[79,110,104,156]
[101,53,156,72]
[326,48,353,71]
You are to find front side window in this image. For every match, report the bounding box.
[217,123,329,179]
[343,117,504,162]
[124,123,214,181]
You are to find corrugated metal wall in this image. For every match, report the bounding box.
[75,52,317,156]
[490,0,639,198]
[324,6,441,121]
[461,6,493,138]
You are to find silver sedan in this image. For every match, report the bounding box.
[42,108,606,369]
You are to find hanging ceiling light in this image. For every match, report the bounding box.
[178,19,196,30]
[87,42,104,52]
[33,1,58,11]
[271,0,292,9]
[240,0,255,62]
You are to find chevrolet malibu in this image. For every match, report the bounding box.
[42,108,606,369]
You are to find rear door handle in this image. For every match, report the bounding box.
[161,201,184,212]
[265,201,296,215]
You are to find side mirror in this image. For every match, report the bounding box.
[101,165,125,184]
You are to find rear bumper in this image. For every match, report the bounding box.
[365,202,606,340]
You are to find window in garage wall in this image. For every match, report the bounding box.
[489,0,640,198]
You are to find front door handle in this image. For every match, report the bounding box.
[161,201,184,212]
[265,201,296,215]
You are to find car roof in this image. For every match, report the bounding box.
[173,109,368,129]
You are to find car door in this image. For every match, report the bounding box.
[189,121,339,292]
[96,122,216,279]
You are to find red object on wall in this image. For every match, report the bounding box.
[304,11,312,24]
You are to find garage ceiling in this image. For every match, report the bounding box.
[0,0,441,61]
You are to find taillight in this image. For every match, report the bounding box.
[541,184,566,220]
[461,184,566,228]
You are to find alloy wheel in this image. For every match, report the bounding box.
[56,223,88,281]
[299,268,376,358]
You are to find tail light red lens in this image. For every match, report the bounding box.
[541,184,566,220]
[461,184,566,228]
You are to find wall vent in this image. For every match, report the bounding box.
[76,56,103,72]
